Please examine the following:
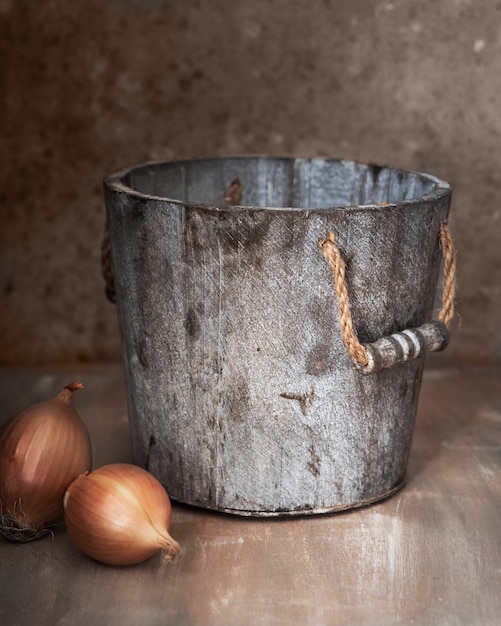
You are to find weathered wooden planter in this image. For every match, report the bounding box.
[103,157,454,516]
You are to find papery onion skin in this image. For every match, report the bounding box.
[64,463,180,566]
[0,382,92,542]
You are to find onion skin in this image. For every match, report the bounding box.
[64,463,180,566]
[0,382,92,541]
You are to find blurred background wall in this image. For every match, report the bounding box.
[1,0,500,365]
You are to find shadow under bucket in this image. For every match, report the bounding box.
[102,157,454,516]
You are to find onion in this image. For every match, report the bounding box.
[0,382,92,542]
[63,463,180,566]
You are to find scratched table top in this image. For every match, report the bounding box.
[0,362,500,626]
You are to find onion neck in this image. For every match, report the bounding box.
[57,382,85,403]
[161,532,181,562]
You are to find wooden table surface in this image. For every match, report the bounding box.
[0,362,500,626]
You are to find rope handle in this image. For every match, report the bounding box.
[318,223,457,373]
[101,222,116,303]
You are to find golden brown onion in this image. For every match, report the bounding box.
[0,382,92,541]
[64,463,180,566]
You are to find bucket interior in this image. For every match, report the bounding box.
[119,157,445,210]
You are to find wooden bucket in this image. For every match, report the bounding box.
[103,157,454,516]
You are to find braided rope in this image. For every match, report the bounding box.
[223,178,242,205]
[318,232,369,366]
[318,223,456,366]
[101,222,115,302]
[437,223,457,327]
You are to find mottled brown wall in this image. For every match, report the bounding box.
[1,0,500,365]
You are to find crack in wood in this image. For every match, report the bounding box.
[279,389,315,416]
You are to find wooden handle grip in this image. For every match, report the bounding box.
[360,321,450,374]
